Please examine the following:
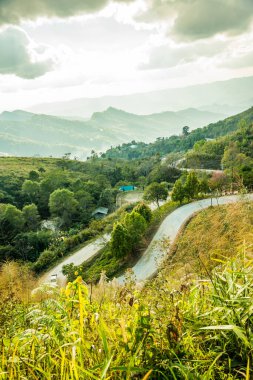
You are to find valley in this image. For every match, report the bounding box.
[0,106,226,158]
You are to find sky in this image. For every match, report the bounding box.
[0,0,253,111]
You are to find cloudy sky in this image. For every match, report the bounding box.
[0,0,253,111]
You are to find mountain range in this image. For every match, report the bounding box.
[0,107,226,159]
[28,76,253,119]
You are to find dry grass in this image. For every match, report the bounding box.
[160,200,253,290]
[0,156,60,177]
[0,261,37,303]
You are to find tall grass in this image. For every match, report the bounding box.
[1,244,253,379]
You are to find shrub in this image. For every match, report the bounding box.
[33,249,58,272]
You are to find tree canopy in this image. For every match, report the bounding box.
[144,182,168,207]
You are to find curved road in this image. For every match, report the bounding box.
[117,193,253,283]
[43,194,252,285]
[42,234,110,285]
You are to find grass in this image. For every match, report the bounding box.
[1,245,253,379]
[161,199,253,290]
[0,156,62,177]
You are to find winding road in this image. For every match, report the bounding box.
[118,193,253,283]
[41,234,110,285]
[43,194,253,285]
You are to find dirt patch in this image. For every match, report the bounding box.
[117,191,144,207]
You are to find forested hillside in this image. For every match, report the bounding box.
[104,106,253,160]
[1,103,253,274]
[182,122,253,188]
[0,154,181,272]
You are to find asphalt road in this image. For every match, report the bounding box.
[117,193,253,283]
[42,194,252,286]
[41,234,110,285]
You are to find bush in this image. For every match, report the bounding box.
[33,249,58,272]
[133,202,152,223]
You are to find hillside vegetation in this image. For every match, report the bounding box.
[0,154,181,272]
[1,200,253,379]
[104,106,253,160]
[170,123,253,203]
[183,117,253,170]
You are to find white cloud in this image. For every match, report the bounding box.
[0,27,54,78]
[0,1,253,112]
[140,38,228,69]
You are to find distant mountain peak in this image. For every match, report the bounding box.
[91,106,131,120]
[0,109,34,121]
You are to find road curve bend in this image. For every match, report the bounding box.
[42,194,252,286]
[41,234,110,284]
[117,193,253,283]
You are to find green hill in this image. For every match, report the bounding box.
[104,106,253,160]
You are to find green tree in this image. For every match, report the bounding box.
[222,142,239,169]
[98,188,116,210]
[184,172,199,200]
[22,204,40,231]
[82,181,101,202]
[144,182,168,207]
[240,165,253,190]
[49,189,78,227]
[75,189,94,223]
[182,126,190,136]
[199,178,209,194]
[124,211,147,251]
[39,171,69,217]
[171,179,185,204]
[28,170,40,181]
[0,204,24,243]
[110,222,129,258]
[134,202,152,223]
[21,180,40,203]
[147,164,181,184]
[14,230,52,262]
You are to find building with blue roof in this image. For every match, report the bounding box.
[119,185,137,191]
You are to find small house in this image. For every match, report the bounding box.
[92,207,109,219]
[119,185,137,192]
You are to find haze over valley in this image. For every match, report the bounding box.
[28,75,253,119]
[0,105,226,158]
[1,75,252,159]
